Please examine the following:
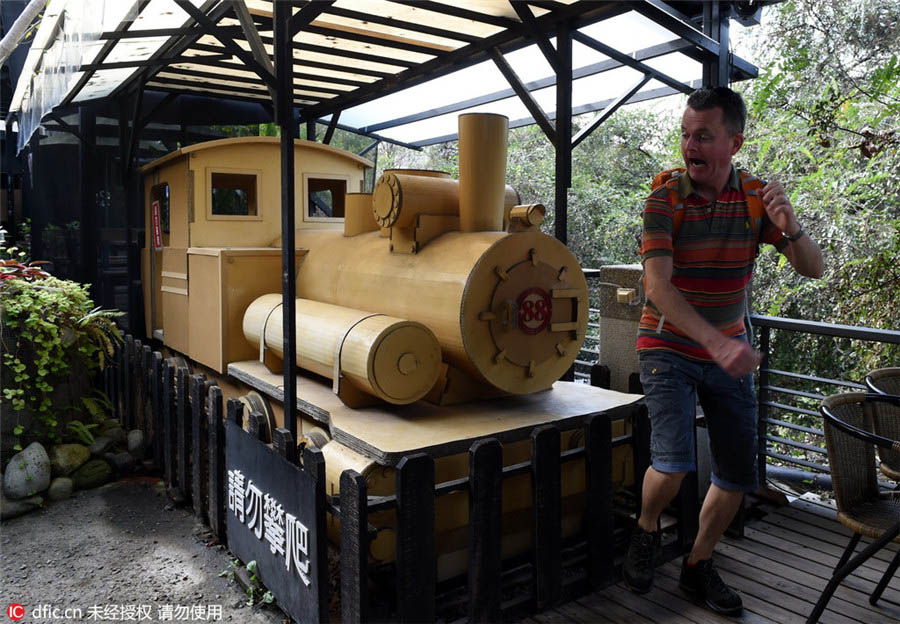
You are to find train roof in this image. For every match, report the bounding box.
[137,136,374,173]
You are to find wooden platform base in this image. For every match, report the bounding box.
[227,359,642,464]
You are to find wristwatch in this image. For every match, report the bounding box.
[784,225,804,242]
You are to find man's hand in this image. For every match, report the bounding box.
[761,180,800,236]
[707,338,762,378]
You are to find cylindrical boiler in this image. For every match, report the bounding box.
[243,295,442,404]
[293,229,588,395]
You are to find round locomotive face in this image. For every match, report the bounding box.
[461,231,588,394]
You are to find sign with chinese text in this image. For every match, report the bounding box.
[151,200,163,251]
[225,421,325,623]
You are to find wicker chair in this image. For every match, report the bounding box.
[866,368,900,481]
[807,392,900,624]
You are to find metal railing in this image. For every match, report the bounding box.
[752,315,900,480]
[575,300,900,482]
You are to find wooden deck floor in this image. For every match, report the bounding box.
[525,496,900,624]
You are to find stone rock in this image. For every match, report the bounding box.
[104,452,135,474]
[127,430,146,459]
[105,427,127,447]
[1,490,43,519]
[71,459,113,490]
[89,436,115,456]
[49,444,91,477]
[3,442,51,499]
[47,477,74,501]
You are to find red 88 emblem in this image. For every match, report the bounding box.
[517,288,552,335]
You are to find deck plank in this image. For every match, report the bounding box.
[519,497,899,624]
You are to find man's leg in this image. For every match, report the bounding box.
[687,483,743,563]
[637,467,686,533]
[624,352,699,594]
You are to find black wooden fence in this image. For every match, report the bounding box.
[103,335,660,623]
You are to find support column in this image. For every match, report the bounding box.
[79,105,98,298]
[702,2,731,87]
[554,20,572,245]
[274,1,299,444]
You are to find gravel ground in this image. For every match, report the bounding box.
[0,477,290,624]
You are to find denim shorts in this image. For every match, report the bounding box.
[639,349,759,492]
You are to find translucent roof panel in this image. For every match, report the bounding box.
[8,1,765,153]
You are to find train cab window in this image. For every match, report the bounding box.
[305,175,346,221]
[208,170,262,219]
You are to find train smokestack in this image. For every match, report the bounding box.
[458,113,508,232]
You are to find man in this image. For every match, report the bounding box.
[623,87,823,615]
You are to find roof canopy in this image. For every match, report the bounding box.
[8,0,768,153]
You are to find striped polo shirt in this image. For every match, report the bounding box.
[637,167,787,361]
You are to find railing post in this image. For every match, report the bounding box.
[396,452,435,623]
[341,469,369,624]
[207,388,227,544]
[162,359,177,490]
[129,338,142,431]
[140,345,151,440]
[150,351,163,473]
[191,376,212,522]
[123,335,134,429]
[532,425,561,610]
[175,368,192,503]
[757,324,771,489]
[468,438,502,623]
[303,445,329,623]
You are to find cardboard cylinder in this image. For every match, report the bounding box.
[243,295,442,404]
[458,113,508,232]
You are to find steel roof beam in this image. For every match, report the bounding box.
[301,1,623,119]
[160,66,349,96]
[60,0,156,106]
[289,1,336,38]
[412,79,702,147]
[323,5,480,45]
[630,0,720,56]
[106,0,233,102]
[361,38,690,134]
[571,73,651,149]
[174,0,276,89]
[99,26,242,39]
[80,53,231,72]
[571,30,692,95]
[489,47,555,144]
[511,3,561,75]
[322,111,341,145]
[233,0,276,101]
[399,1,520,29]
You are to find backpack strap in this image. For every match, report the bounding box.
[738,170,766,238]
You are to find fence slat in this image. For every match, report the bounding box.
[590,364,611,389]
[303,446,330,623]
[207,388,227,544]
[468,438,502,623]
[190,375,211,522]
[130,338,142,431]
[396,452,435,623]
[585,414,614,586]
[162,359,177,489]
[123,336,134,429]
[272,427,297,465]
[247,410,268,442]
[139,345,151,437]
[175,368,192,503]
[531,425,561,610]
[341,470,369,624]
[150,351,163,473]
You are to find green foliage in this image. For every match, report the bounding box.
[67,420,98,445]
[1,277,124,449]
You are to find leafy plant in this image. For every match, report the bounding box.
[67,419,98,446]
[1,276,123,452]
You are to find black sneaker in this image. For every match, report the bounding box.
[623,526,660,594]
[679,557,743,616]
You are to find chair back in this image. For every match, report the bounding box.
[865,368,900,473]
[821,392,879,513]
